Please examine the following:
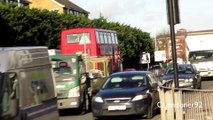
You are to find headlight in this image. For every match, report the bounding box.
[132,94,148,101]
[68,86,80,97]
[189,78,193,82]
[185,78,193,83]
[185,79,189,82]
[94,97,103,103]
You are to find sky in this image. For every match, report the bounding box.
[70,0,213,37]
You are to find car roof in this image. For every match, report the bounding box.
[110,71,151,77]
[168,64,192,68]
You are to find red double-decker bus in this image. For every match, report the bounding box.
[60,28,121,73]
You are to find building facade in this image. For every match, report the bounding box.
[156,29,187,63]
[167,29,187,62]
[29,0,89,17]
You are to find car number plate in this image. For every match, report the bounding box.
[108,105,126,111]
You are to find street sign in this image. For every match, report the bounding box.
[140,53,150,64]
[166,0,180,25]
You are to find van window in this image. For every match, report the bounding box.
[1,73,19,113]
[19,68,55,107]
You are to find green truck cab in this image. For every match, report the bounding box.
[50,54,90,114]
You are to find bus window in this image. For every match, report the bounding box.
[103,32,108,44]
[67,34,79,43]
[111,33,115,44]
[107,33,112,44]
[96,31,101,44]
[99,32,104,44]
[114,33,118,44]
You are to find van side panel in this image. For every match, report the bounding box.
[21,98,58,120]
[18,66,59,120]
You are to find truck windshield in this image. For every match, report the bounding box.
[189,50,213,62]
[51,58,75,76]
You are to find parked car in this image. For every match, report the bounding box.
[148,64,165,78]
[92,71,160,120]
[162,64,201,89]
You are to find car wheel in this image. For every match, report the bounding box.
[147,103,153,119]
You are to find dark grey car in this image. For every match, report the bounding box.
[162,64,202,89]
[92,71,160,120]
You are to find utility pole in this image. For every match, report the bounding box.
[166,0,180,88]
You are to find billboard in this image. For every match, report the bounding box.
[154,50,166,62]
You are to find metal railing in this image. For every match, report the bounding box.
[159,80,213,120]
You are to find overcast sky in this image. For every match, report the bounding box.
[70,0,213,37]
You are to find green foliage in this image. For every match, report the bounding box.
[0,4,154,69]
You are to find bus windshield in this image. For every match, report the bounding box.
[67,32,90,44]
[189,50,213,62]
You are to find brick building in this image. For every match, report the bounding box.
[167,29,187,62]
[156,29,187,63]
[29,0,89,17]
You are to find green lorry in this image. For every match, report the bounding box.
[50,54,90,114]
[50,54,109,114]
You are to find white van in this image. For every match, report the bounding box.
[0,47,59,120]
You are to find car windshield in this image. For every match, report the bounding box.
[102,75,147,89]
[166,65,194,75]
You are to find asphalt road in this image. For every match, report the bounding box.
[59,79,213,120]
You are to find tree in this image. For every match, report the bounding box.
[0,4,154,69]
